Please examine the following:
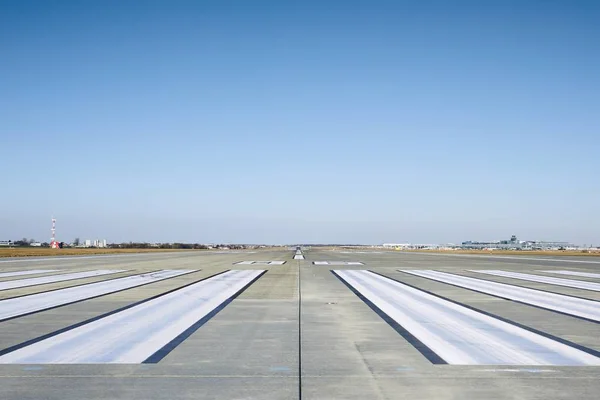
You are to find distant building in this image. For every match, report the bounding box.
[461,235,575,250]
[0,240,13,247]
[383,243,411,248]
[84,239,107,248]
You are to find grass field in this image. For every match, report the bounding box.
[0,248,201,258]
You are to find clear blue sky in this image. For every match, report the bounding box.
[1,0,599,245]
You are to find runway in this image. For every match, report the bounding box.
[0,249,598,399]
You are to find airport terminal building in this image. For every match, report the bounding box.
[461,235,574,250]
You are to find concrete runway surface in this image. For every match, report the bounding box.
[0,249,598,399]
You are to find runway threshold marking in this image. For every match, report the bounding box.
[539,270,600,279]
[0,270,266,364]
[0,270,59,278]
[333,270,600,366]
[472,270,600,292]
[234,261,286,265]
[313,261,364,265]
[400,252,600,264]
[0,270,126,291]
[401,270,600,322]
[0,270,198,322]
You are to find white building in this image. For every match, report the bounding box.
[383,243,411,248]
[88,239,107,248]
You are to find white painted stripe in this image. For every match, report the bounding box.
[313,261,364,265]
[0,270,59,278]
[0,270,125,291]
[400,252,600,264]
[294,255,305,260]
[335,270,600,365]
[401,270,600,322]
[339,251,383,254]
[0,270,264,364]
[472,270,600,292]
[0,253,199,264]
[0,270,196,321]
[540,270,600,279]
[235,261,285,265]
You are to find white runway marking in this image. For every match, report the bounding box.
[0,253,199,264]
[401,270,600,322]
[400,252,600,264]
[338,251,383,254]
[0,270,125,291]
[0,270,58,278]
[540,270,600,279]
[334,270,600,365]
[0,270,196,322]
[472,270,600,292]
[0,270,264,364]
[235,261,285,265]
[293,255,305,260]
[313,261,364,265]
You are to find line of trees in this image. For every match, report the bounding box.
[7,239,251,250]
[10,238,49,247]
[110,243,249,250]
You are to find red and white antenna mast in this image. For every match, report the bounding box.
[51,217,59,249]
